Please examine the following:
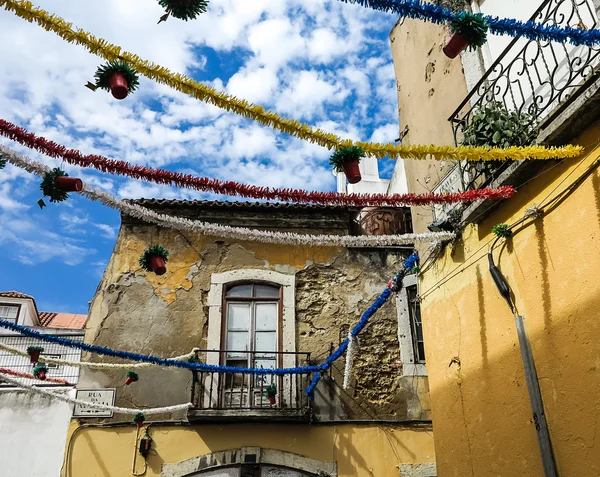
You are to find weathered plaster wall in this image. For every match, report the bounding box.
[80,217,428,420]
[63,422,435,477]
[389,18,470,234]
[419,121,600,475]
[0,390,74,477]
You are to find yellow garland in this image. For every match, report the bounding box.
[0,0,584,162]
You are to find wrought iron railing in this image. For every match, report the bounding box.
[0,334,83,387]
[190,350,312,413]
[350,207,413,236]
[448,0,600,191]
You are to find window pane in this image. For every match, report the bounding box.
[226,332,248,358]
[0,306,18,321]
[255,303,277,331]
[227,303,250,330]
[254,284,280,298]
[255,331,277,355]
[226,284,253,297]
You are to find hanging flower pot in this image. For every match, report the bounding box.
[39,168,79,208]
[133,412,145,428]
[265,384,277,405]
[55,176,83,192]
[329,146,365,185]
[27,346,44,364]
[139,245,170,276]
[444,12,489,59]
[157,0,209,23]
[33,364,48,381]
[91,61,140,100]
[125,371,139,386]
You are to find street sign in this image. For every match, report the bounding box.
[73,389,116,418]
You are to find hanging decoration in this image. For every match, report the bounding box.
[87,61,140,100]
[336,0,600,46]
[38,167,82,208]
[265,384,277,405]
[492,223,512,238]
[444,11,489,59]
[0,371,192,415]
[0,341,198,369]
[133,412,146,428]
[0,1,583,162]
[342,332,358,390]
[0,366,70,384]
[125,371,139,385]
[0,152,5,169]
[139,246,169,276]
[32,364,48,381]
[329,146,365,184]
[157,0,208,23]
[2,146,457,248]
[27,345,44,363]
[0,117,520,207]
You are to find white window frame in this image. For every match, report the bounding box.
[0,304,20,324]
[397,275,427,377]
[207,270,296,406]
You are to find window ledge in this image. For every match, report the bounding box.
[401,363,428,377]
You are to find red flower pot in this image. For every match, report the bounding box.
[443,33,470,59]
[267,394,276,405]
[55,176,83,192]
[29,351,41,364]
[125,377,134,385]
[108,72,129,100]
[136,420,144,429]
[37,370,47,381]
[149,255,166,276]
[342,160,362,184]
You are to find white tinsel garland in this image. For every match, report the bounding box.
[0,342,198,369]
[2,147,456,248]
[343,332,358,390]
[0,372,192,415]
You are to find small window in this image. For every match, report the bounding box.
[0,305,19,324]
[407,285,425,364]
[42,354,60,370]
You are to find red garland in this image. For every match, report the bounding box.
[0,119,516,207]
[0,366,70,384]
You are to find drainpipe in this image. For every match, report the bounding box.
[488,241,558,477]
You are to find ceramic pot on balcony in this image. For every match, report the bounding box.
[55,176,83,192]
[342,160,362,184]
[443,33,469,59]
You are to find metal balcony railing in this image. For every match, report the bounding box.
[0,334,83,387]
[190,350,312,414]
[447,0,600,193]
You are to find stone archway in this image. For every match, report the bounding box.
[161,447,336,477]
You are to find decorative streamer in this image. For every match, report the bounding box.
[0,119,518,207]
[0,371,192,415]
[0,366,70,384]
[342,332,358,390]
[0,342,198,369]
[338,0,600,46]
[2,146,457,247]
[0,0,583,162]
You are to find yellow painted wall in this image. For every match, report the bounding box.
[419,122,600,476]
[62,422,435,477]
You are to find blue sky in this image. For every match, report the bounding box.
[0,0,402,314]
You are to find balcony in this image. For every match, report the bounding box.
[350,207,413,236]
[440,0,600,222]
[188,350,313,422]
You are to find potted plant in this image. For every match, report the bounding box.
[329,146,366,184]
[39,168,82,207]
[157,0,209,23]
[139,245,170,276]
[125,371,139,385]
[33,364,48,381]
[444,11,489,59]
[265,383,277,405]
[90,61,140,100]
[133,413,145,428]
[27,346,44,364]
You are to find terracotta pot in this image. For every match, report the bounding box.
[125,377,134,385]
[108,72,129,100]
[267,394,276,405]
[342,160,362,184]
[55,176,83,192]
[443,33,470,59]
[29,350,41,364]
[149,255,166,276]
[136,420,144,428]
[37,370,47,381]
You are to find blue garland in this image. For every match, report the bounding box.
[339,0,600,46]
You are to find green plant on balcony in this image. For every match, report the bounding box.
[460,101,538,178]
